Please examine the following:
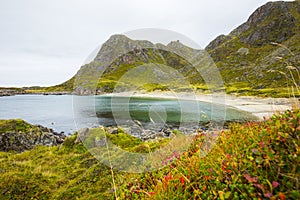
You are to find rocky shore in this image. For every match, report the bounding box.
[0,88,27,96]
[0,119,66,152]
[0,88,71,97]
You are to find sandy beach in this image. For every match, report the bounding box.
[102,91,297,120]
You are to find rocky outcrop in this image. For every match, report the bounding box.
[205,34,232,51]
[204,1,300,89]
[0,120,66,152]
[0,88,26,96]
[207,1,299,50]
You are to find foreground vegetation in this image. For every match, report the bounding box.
[0,109,299,199]
[119,109,300,199]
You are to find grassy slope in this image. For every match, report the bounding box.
[207,1,300,97]
[119,109,300,199]
[0,119,37,134]
[208,32,300,97]
[73,48,201,93]
[0,110,299,199]
[24,77,75,93]
[0,125,170,200]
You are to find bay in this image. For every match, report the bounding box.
[0,95,256,134]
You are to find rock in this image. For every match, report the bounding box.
[237,47,249,55]
[105,127,119,134]
[0,122,66,153]
[155,132,165,139]
[163,128,172,137]
[205,34,232,51]
[94,137,107,147]
[133,120,142,127]
[0,88,27,96]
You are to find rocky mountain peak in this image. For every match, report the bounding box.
[206,1,300,50]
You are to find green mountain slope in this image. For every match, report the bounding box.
[35,1,300,97]
[206,0,300,96]
[71,35,205,95]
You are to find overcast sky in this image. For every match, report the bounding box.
[0,0,292,87]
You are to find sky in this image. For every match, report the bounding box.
[0,0,293,87]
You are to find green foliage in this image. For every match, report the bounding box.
[1,110,299,199]
[118,109,300,199]
[106,131,143,151]
[142,83,169,92]
[0,141,115,199]
[0,124,172,199]
[25,77,75,93]
[0,119,36,133]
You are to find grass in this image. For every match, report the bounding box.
[0,119,37,134]
[0,110,299,199]
[118,109,300,199]
[24,77,75,94]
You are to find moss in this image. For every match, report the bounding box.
[0,119,36,134]
[105,131,143,151]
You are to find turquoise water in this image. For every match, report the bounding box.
[0,95,256,134]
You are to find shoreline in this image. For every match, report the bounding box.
[1,90,296,120]
[101,91,296,120]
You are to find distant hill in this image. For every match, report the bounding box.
[32,0,300,97]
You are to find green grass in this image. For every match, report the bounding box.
[0,110,299,199]
[225,84,300,98]
[0,124,172,199]
[0,119,37,134]
[118,109,300,199]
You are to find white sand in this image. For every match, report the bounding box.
[101,91,297,120]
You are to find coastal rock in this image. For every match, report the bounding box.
[105,127,119,134]
[0,120,66,153]
[0,88,26,96]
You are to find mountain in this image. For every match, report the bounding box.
[71,35,205,95]
[36,0,300,97]
[206,0,300,96]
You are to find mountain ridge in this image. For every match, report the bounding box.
[204,0,300,96]
[72,34,205,95]
[12,0,300,97]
